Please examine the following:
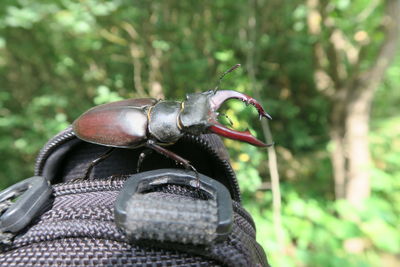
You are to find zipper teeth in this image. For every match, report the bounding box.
[221,159,241,202]
[34,126,76,176]
[53,177,126,196]
[233,201,255,229]
[182,134,242,202]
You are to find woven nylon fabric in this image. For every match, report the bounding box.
[0,238,218,266]
[0,178,268,266]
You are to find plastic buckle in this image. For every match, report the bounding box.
[0,176,52,234]
[115,168,233,241]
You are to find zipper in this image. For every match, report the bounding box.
[52,176,126,196]
[34,126,76,176]
[182,134,242,202]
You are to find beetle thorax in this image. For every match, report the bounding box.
[148,101,183,143]
[179,91,213,134]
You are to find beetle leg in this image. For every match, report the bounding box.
[145,140,200,187]
[136,148,153,173]
[83,147,115,179]
[145,140,194,170]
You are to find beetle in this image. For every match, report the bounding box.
[73,89,272,176]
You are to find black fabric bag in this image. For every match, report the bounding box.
[0,126,269,266]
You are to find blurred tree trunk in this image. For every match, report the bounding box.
[247,0,284,249]
[307,0,400,205]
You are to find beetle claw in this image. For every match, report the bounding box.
[208,90,272,147]
[209,90,272,120]
[209,120,272,147]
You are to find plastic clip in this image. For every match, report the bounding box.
[115,169,233,243]
[0,176,52,234]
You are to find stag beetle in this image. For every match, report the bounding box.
[73,89,272,175]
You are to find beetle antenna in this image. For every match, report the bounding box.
[213,64,241,93]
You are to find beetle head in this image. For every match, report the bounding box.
[179,90,272,147]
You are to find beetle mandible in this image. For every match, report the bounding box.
[73,89,272,174]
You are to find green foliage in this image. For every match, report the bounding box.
[234,111,400,266]
[0,0,399,266]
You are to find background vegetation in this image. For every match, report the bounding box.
[0,0,399,266]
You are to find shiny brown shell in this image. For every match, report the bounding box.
[73,98,157,148]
